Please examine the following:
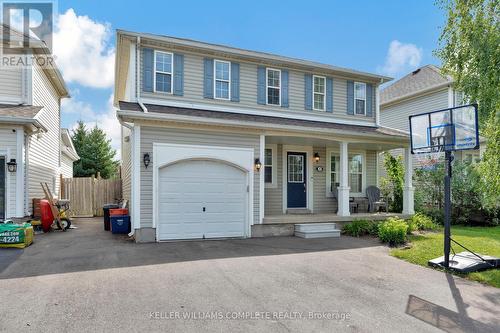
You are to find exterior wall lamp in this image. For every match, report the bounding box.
[143,153,151,169]
[254,158,262,171]
[314,152,320,163]
[7,159,17,173]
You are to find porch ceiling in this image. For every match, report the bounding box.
[265,135,406,151]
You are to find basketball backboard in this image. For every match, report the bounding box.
[409,104,479,154]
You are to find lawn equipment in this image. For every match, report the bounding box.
[40,183,72,231]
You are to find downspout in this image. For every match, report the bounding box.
[136,36,148,113]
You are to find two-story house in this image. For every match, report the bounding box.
[380,65,484,170]
[0,24,70,220]
[114,30,414,242]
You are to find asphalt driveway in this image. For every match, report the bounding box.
[1,218,499,332]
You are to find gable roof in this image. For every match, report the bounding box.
[380,65,452,106]
[61,128,80,161]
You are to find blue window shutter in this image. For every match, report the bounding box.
[304,74,312,110]
[203,58,214,99]
[257,66,266,105]
[142,48,154,92]
[281,70,289,108]
[326,77,333,112]
[347,80,354,115]
[173,53,184,96]
[231,62,240,102]
[366,83,373,116]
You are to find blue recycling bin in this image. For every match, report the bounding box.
[110,215,131,234]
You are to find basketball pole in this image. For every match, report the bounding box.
[443,150,453,268]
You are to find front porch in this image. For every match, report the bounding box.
[259,133,415,227]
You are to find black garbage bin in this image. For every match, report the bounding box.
[103,204,119,231]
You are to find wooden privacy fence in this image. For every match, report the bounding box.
[61,177,122,217]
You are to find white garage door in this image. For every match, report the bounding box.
[158,160,248,240]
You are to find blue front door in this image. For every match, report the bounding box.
[287,152,307,208]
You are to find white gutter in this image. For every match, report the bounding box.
[136,36,148,113]
[0,116,47,132]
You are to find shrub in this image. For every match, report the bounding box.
[342,220,371,237]
[380,153,404,212]
[378,218,408,246]
[367,221,381,236]
[409,213,439,231]
[422,208,445,225]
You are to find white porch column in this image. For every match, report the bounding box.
[259,134,265,224]
[337,141,350,216]
[403,148,415,215]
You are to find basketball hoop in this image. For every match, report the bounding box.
[408,104,491,272]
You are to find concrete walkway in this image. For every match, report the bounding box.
[1,218,499,332]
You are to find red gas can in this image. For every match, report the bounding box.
[39,199,54,232]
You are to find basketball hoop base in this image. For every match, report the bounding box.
[428,251,499,273]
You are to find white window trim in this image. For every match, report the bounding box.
[213,59,231,100]
[266,68,281,106]
[326,148,366,197]
[153,50,174,94]
[354,82,366,116]
[281,145,314,213]
[264,144,277,188]
[312,75,326,111]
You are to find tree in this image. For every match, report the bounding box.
[435,0,500,210]
[380,152,404,212]
[72,121,118,179]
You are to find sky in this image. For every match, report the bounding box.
[52,0,447,158]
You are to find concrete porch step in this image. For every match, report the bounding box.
[294,223,341,239]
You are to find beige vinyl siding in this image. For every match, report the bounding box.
[380,88,449,132]
[60,154,74,178]
[27,62,61,210]
[264,144,283,216]
[121,125,132,204]
[140,47,376,125]
[0,125,19,217]
[0,67,23,102]
[263,145,378,215]
[140,126,260,228]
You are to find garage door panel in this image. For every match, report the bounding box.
[158,159,247,240]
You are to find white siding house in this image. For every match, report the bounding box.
[379,65,484,176]
[0,27,69,220]
[60,129,79,178]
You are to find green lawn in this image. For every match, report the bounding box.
[391,226,500,288]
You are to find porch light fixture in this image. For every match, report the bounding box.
[314,152,320,163]
[254,158,262,171]
[143,153,151,169]
[6,159,17,173]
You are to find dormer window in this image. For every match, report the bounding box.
[354,82,366,115]
[266,68,281,105]
[154,51,173,93]
[214,60,230,100]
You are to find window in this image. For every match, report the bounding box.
[214,60,230,100]
[454,91,465,106]
[349,154,363,193]
[266,68,281,105]
[354,82,366,115]
[330,155,340,191]
[154,51,173,93]
[313,76,326,111]
[288,155,304,183]
[327,151,365,195]
[264,148,273,183]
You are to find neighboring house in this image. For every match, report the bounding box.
[0,25,69,220]
[114,30,414,242]
[379,65,484,173]
[60,128,80,178]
